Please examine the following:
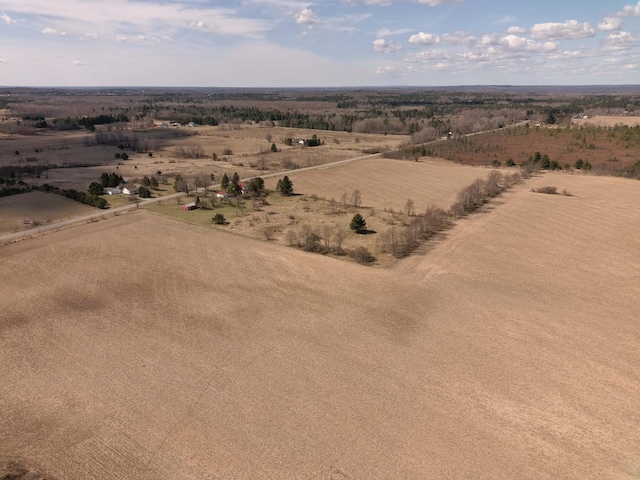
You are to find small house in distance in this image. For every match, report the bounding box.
[104,187,121,195]
[122,186,139,195]
[181,202,197,211]
[215,191,228,199]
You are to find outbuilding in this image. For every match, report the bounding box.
[181,202,197,211]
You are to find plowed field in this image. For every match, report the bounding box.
[1,170,639,479]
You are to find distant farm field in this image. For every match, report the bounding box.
[1,170,639,479]
[0,191,96,234]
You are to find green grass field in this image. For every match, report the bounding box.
[145,198,255,227]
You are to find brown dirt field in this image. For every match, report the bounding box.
[1,170,639,479]
[0,191,96,234]
[264,157,488,211]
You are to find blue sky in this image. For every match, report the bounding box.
[0,0,639,87]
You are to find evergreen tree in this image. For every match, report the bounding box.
[349,213,367,233]
[276,176,294,196]
[221,173,229,189]
[271,142,278,152]
[149,176,159,188]
[88,182,104,195]
[139,186,152,198]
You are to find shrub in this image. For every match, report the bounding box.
[349,246,374,264]
[213,213,226,224]
[533,186,557,195]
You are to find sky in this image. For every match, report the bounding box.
[0,0,639,87]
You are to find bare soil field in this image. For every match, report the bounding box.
[0,191,96,234]
[1,171,639,479]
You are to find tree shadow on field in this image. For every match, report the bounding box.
[358,228,377,235]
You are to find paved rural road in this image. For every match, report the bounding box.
[0,122,526,244]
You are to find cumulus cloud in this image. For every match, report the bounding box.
[404,49,446,63]
[622,1,640,16]
[0,58,7,63]
[408,32,440,45]
[506,26,527,34]
[530,20,595,40]
[41,27,67,36]
[499,35,557,53]
[296,8,319,25]
[73,60,84,66]
[373,38,402,53]
[598,16,623,31]
[1,12,16,24]
[480,33,501,46]
[442,30,476,46]
[604,31,640,50]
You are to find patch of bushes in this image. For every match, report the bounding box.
[533,186,557,195]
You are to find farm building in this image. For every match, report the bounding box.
[122,186,139,195]
[104,187,121,195]
[215,191,228,199]
[181,202,197,211]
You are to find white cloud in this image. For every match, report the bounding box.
[373,38,402,53]
[84,32,98,39]
[296,8,319,25]
[73,60,84,66]
[442,30,475,46]
[622,1,640,16]
[1,12,16,24]
[530,20,595,40]
[480,33,501,46]
[404,49,446,63]
[598,16,623,31]
[604,31,640,50]
[0,58,7,63]
[418,0,462,6]
[41,27,67,36]
[377,27,412,38]
[506,26,527,34]
[376,65,397,74]
[408,32,439,45]
[344,0,393,5]
[5,1,270,40]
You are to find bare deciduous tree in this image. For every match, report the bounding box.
[334,229,347,255]
[350,189,362,207]
[194,174,212,197]
[405,198,415,217]
[321,225,333,252]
